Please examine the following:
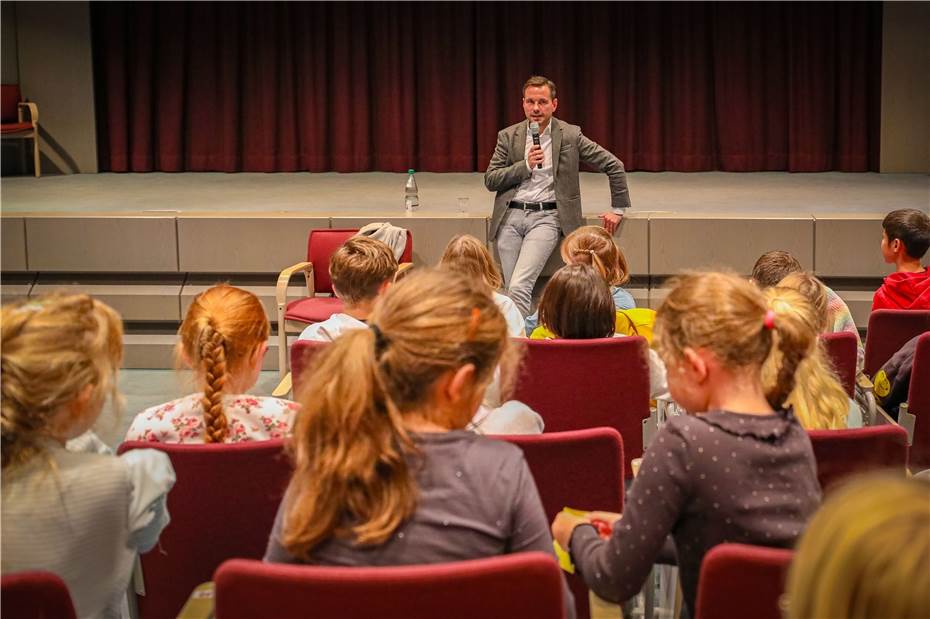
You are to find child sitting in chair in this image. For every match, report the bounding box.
[299,236,398,341]
[872,208,930,311]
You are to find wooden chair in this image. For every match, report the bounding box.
[1,84,40,177]
[274,228,412,378]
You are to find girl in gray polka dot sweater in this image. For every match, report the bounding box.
[552,273,822,616]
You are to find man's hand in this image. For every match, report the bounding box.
[600,212,622,234]
[527,145,545,170]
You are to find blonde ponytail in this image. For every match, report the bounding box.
[763,287,847,428]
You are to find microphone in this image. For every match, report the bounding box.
[529,122,542,169]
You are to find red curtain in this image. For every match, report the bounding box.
[92,1,882,173]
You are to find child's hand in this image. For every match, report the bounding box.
[551,511,587,550]
[586,510,622,525]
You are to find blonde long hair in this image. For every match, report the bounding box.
[787,474,930,619]
[762,286,849,429]
[1,294,123,468]
[655,272,816,410]
[179,284,269,443]
[282,269,511,558]
[439,234,503,295]
[561,225,630,286]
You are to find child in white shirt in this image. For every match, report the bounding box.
[298,236,398,342]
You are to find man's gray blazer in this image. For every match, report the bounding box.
[484,117,631,241]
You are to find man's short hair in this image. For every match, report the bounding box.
[522,76,557,100]
[329,237,398,305]
[883,209,930,259]
[751,251,803,289]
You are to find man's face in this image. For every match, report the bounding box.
[522,85,558,130]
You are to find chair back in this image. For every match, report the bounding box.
[290,339,331,400]
[819,331,857,397]
[864,309,930,376]
[808,425,908,493]
[306,228,413,294]
[214,553,565,619]
[1,571,78,619]
[497,429,624,619]
[117,440,292,619]
[512,337,650,477]
[693,543,792,619]
[1,84,21,123]
[907,332,930,467]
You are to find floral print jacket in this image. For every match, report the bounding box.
[125,393,298,444]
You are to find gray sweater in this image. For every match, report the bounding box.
[570,409,820,617]
[265,430,574,618]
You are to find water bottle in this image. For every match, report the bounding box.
[404,169,419,213]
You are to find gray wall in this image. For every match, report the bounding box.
[880,1,930,174]
[12,0,97,174]
[1,2,18,83]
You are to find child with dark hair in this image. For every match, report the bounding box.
[531,264,667,396]
[873,208,930,311]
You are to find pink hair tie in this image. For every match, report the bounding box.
[763,309,777,330]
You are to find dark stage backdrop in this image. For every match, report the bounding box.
[92,1,882,174]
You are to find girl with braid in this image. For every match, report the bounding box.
[551,272,821,618]
[126,284,298,443]
[2,294,175,618]
[265,268,575,618]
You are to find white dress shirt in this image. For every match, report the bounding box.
[513,120,626,214]
[514,122,556,204]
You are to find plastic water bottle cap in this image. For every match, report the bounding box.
[407,169,415,174]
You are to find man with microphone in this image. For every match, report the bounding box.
[485,75,632,317]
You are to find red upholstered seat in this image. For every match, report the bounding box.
[808,425,908,493]
[1,83,21,122]
[820,331,858,397]
[214,553,565,619]
[0,121,34,134]
[512,337,651,477]
[1,571,78,619]
[693,543,792,619]
[284,295,344,323]
[117,440,292,619]
[290,339,331,400]
[907,332,930,467]
[497,428,624,619]
[864,309,930,377]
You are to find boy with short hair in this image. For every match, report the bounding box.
[873,208,930,311]
[298,236,398,341]
[752,250,860,341]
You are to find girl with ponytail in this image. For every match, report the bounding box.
[551,271,821,618]
[264,268,574,617]
[126,284,297,443]
[525,225,635,333]
[2,294,175,618]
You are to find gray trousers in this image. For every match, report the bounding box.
[496,208,561,317]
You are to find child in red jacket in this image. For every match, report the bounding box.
[872,209,930,311]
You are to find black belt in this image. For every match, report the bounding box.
[509,201,557,211]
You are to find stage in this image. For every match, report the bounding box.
[2,171,926,217]
[1,171,927,368]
